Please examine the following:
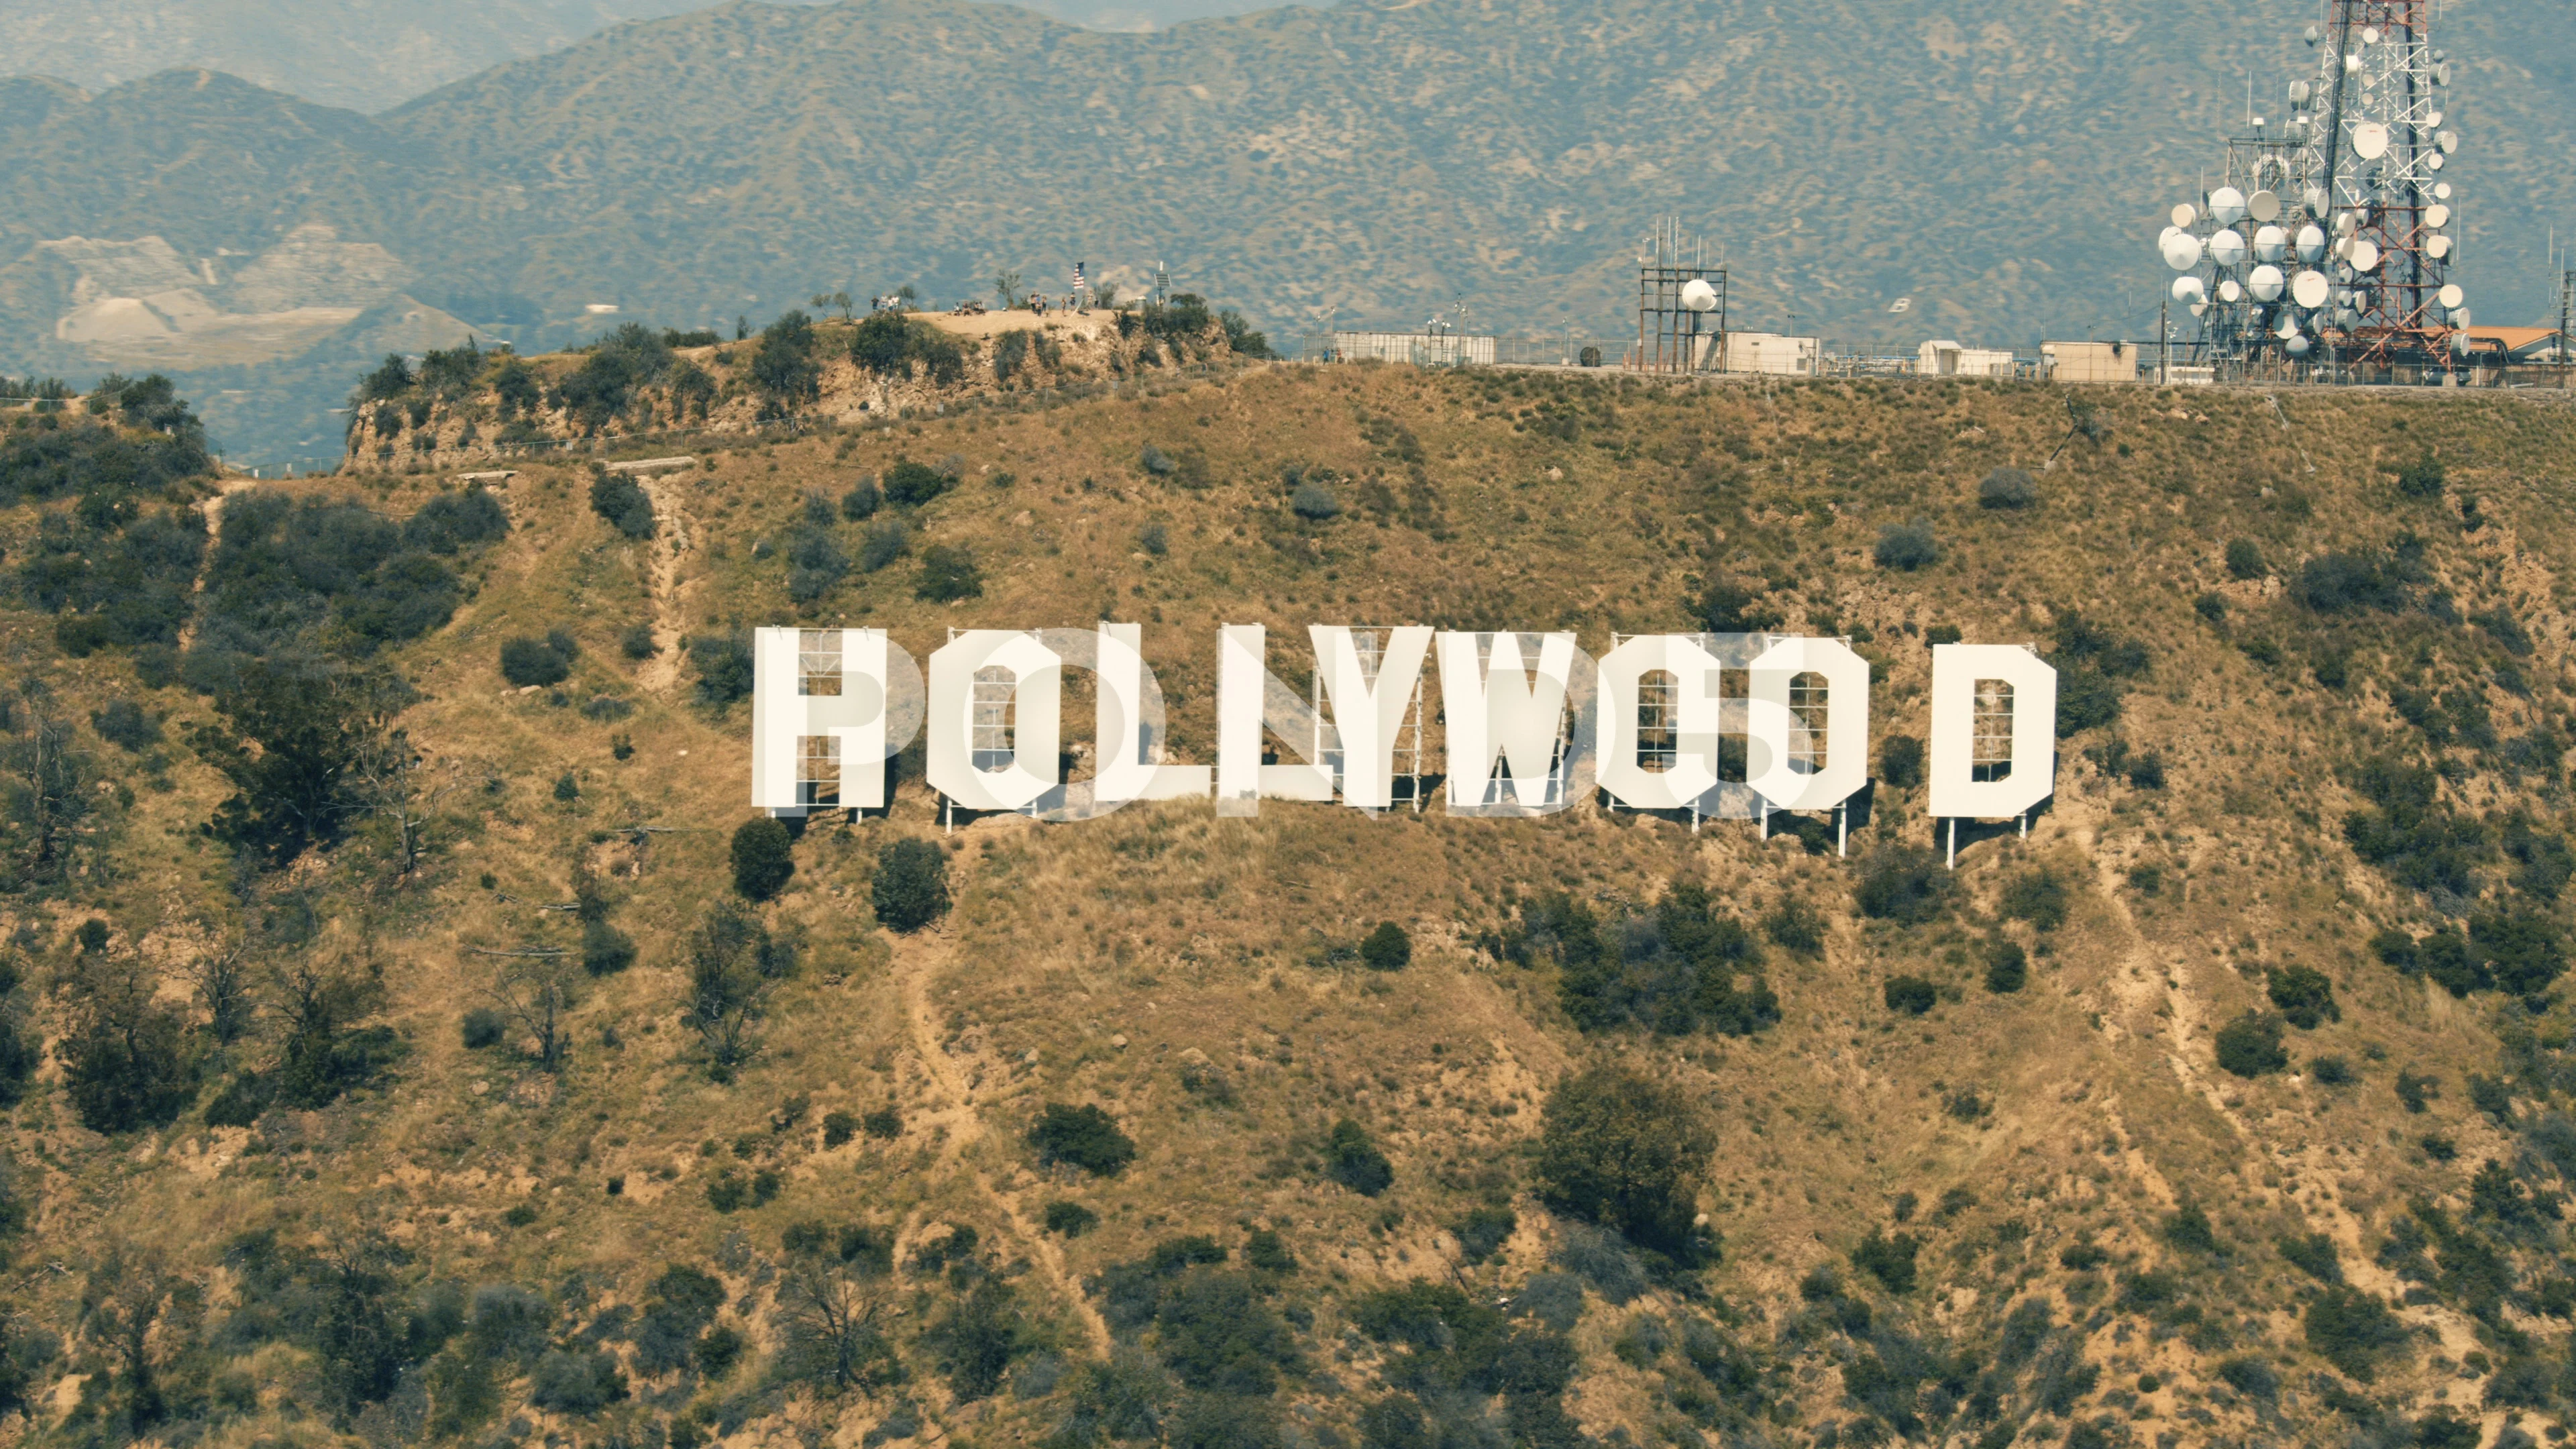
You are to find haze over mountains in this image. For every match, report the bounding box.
[1,0,2569,465]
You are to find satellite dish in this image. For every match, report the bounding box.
[2451,306,2472,328]
[2345,53,2363,74]
[2349,239,2381,271]
[2436,129,2459,155]
[2288,336,2313,357]
[2218,278,2244,303]
[2296,224,2327,262]
[2248,190,2282,223]
[2190,302,2209,318]
[2163,233,2205,270]
[2426,234,2454,260]
[2434,182,2453,200]
[2172,276,2206,303]
[2253,225,2287,262]
[2210,230,2248,267]
[2291,270,2330,309]
[2275,312,2302,340]
[2249,264,2286,302]
[2435,62,2451,85]
[1680,278,1718,312]
[2427,109,2444,127]
[2427,152,2445,172]
[2170,203,2198,228]
[2425,204,2451,229]
[2361,25,2381,44]
[2304,23,2320,44]
[2304,185,2328,213]
[2353,121,2390,160]
[2288,80,2312,105]
[2210,186,2247,225]
[2438,283,2465,309]
[2452,333,2471,356]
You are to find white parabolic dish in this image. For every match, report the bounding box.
[2253,225,2288,262]
[2162,233,2204,270]
[1679,278,1718,312]
[2210,186,2247,225]
[2249,190,2282,223]
[2426,204,2452,228]
[2210,231,2247,267]
[2349,239,2381,272]
[2249,265,2286,302]
[2438,283,2465,309]
[2296,224,2327,262]
[2170,203,2197,229]
[2291,270,2330,309]
[2171,276,2205,303]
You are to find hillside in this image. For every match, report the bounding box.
[0,360,2574,1448]
[3,0,2572,468]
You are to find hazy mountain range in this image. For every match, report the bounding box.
[0,0,1276,111]
[1,0,2568,465]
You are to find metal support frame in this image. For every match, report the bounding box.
[1313,627,1426,813]
[1633,215,1727,375]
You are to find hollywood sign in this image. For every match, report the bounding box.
[749,626,2058,843]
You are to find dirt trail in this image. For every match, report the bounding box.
[635,477,694,694]
[888,835,1112,1358]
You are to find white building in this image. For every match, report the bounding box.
[1918,340,2017,378]
[1331,331,1496,366]
[1701,332,1821,376]
[2039,341,2136,384]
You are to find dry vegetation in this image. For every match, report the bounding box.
[0,359,2573,1449]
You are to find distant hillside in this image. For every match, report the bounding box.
[0,0,1292,112]
[8,360,2576,1448]
[0,0,2569,464]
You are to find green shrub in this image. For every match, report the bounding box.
[882,458,950,506]
[749,311,821,405]
[498,633,574,688]
[693,1325,744,1380]
[581,918,636,976]
[2277,1232,2340,1283]
[1882,975,1937,1016]
[405,484,508,555]
[2310,1054,2355,1085]
[2194,590,2228,623]
[1998,868,2070,930]
[1854,845,1949,922]
[729,816,795,900]
[1851,1230,1919,1293]
[1761,898,1825,955]
[2162,1203,2219,1254]
[2213,1012,2288,1077]
[858,519,908,572]
[2224,538,2267,580]
[690,633,753,706]
[2304,1285,2405,1379]
[1535,1063,1713,1254]
[91,700,161,751]
[1452,1205,1516,1264]
[1029,1103,1135,1176]
[1043,1200,1099,1236]
[588,473,655,538]
[872,838,949,931]
[2265,965,2337,1028]
[1290,480,1339,519]
[841,478,881,519]
[618,622,657,659]
[915,544,983,602]
[1983,939,2029,994]
[1326,1119,1393,1196]
[1244,1229,1295,1272]
[1360,921,1411,971]
[527,1348,626,1414]
[706,1171,747,1212]
[462,1007,506,1049]
[1874,520,1939,570]
[2393,455,2446,498]
[863,1106,902,1139]
[1878,735,1924,788]
[1978,468,2039,509]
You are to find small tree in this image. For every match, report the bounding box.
[2224,538,2267,580]
[1535,1063,1714,1254]
[58,953,195,1133]
[188,661,400,867]
[2265,965,2339,1028]
[1326,1119,1393,1196]
[588,473,655,539]
[774,1255,898,1393]
[873,838,949,932]
[1978,468,2039,510]
[1874,521,1939,571]
[486,954,580,1072]
[1882,975,1937,1016]
[731,816,795,900]
[499,635,574,688]
[685,902,773,1078]
[2214,1012,2289,1077]
[1360,922,1411,971]
[1029,1102,1136,1175]
[915,545,983,602]
[1290,480,1340,519]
